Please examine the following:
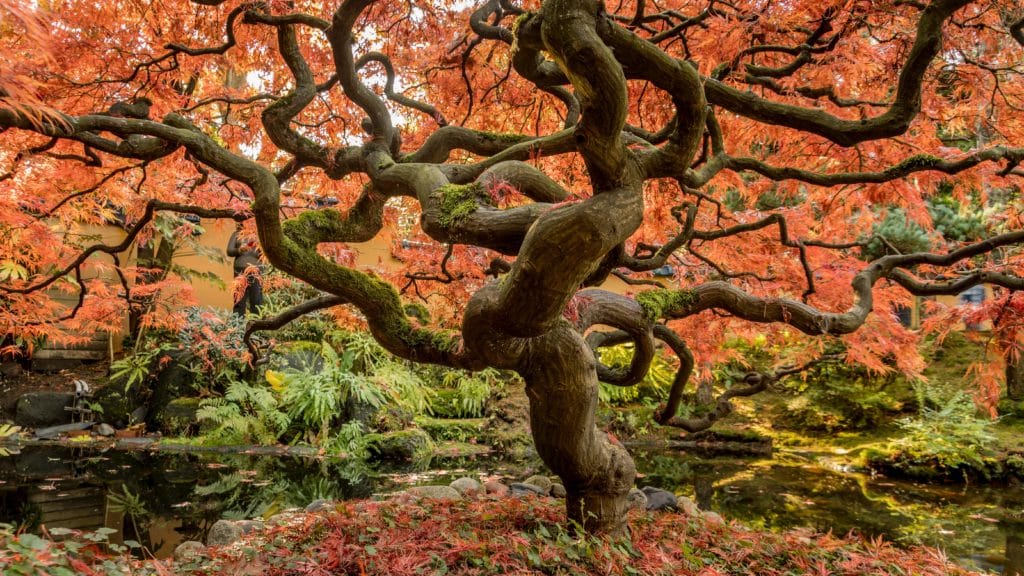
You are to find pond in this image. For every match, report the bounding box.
[1,445,1022,574]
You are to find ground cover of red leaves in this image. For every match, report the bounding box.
[169,496,977,576]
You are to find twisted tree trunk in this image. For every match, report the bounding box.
[519,324,636,535]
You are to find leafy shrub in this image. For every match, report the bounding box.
[427,368,505,418]
[776,362,911,432]
[196,378,291,445]
[596,344,675,406]
[869,392,999,479]
[861,208,932,260]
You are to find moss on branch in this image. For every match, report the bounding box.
[282,209,343,247]
[434,182,487,228]
[636,289,697,321]
[887,153,942,174]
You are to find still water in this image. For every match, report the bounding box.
[0,445,1021,574]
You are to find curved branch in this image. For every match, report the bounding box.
[573,290,655,387]
[244,294,347,362]
[700,0,972,146]
[357,52,447,126]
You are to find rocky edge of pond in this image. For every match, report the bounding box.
[177,474,696,556]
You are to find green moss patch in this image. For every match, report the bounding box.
[635,288,697,321]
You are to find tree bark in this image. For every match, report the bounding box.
[1008,352,1024,401]
[518,323,636,536]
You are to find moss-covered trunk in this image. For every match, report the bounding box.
[1008,353,1024,401]
[519,323,635,536]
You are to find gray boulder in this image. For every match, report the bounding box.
[305,499,335,513]
[524,475,553,494]
[626,488,648,511]
[484,480,509,496]
[449,477,482,498]
[206,519,263,547]
[509,482,548,498]
[407,485,462,501]
[173,540,206,562]
[641,486,678,511]
[14,392,73,427]
[676,495,700,516]
[551,483,567,498]
[94,423,115,437]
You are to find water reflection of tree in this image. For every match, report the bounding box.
[1005,517,1024,576]
[631,452,1024,573]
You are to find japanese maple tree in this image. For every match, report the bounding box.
[2,0,1023,534]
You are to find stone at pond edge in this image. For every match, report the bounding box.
[94,423,115,437]
[92,384,144,429]
[627,488,648,511]
[366,429,432,463]
[484,480,509,497]
[551,483,566,498]
[703,511,725,525]
[407,485,463,501]
[173,540,206,562]
[305,499,336,513]
[14,392,74,427]
[509,482,547,498]
[449,477,482,498]
[676,495,700,516]
[206,519,264,547]
[641,486,678,511]
[524,475,553,495]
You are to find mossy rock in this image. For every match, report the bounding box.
[428,389,467,419]
[153,397,202,436]
[146,352,199,427]
[998,399,1024,418]
[92,383,146,429]
[366,429,432,463]
[864,449,1006,482]
[375,406,415,433]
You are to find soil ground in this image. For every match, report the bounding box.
[0,360,108,421]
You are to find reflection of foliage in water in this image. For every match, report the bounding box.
[193,455,372,520]
[631,451,1023,573]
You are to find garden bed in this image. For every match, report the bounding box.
[1,495,983,575]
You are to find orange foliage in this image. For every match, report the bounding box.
[0,0,1021,405]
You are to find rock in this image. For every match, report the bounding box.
[551,483,566,498]
[173,540,206,562]
[14,392,74,427]
[153,397,201,436]
[703,511,725,526]
[129,405,148,425]
[91,384,144,429]
[94,423,115,437]
[305,499,335,513]
[33,422,92,440]
[449,477,482,498]
[641,486,678,511]
[367,429,432,463]
[627,488,648,511]
[676,496,700,517]
[524,475,553,495]
[206,520,243,547]
[145,353,196,426]
[407,485,462,501]
[509,482,547,498]
[0,361,23,379]
[206,519,263,547]
[484,480,509,497]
